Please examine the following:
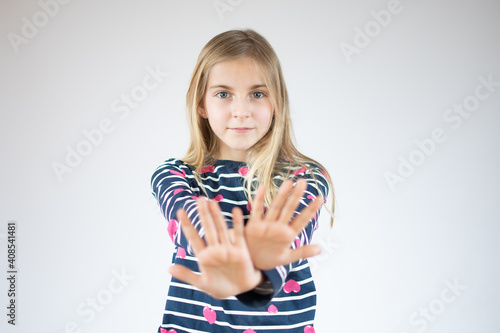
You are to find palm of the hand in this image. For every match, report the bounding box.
[245,221,298,270]
[195,241,260,298]
[244,179,324,270]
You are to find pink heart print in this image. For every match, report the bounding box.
[295,238,301,248]
[159,328,177,333]
[283,279,301,293]
[293,167,307,175]
[214,194,223,202]
[173,188,184,195]
[201,166,215,173]
[304,325,315,333]
[246,202,265,213]
[203,306,216,324]
[167,219,178,242]
[170,169,186,178]
[238,167,249,176]
[268,304,278,314]
[176,247,186,259]
[243,329,256,333]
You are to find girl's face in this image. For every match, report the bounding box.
[199,57,274,162]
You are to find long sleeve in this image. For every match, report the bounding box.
[152,158,330,312]
[153,158,328,330]
[150,158,204,255]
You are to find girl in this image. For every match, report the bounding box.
[151,29,334,333]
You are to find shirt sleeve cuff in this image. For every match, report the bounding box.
[235,267,286,308]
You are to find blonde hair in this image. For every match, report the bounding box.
[183,29,335,225]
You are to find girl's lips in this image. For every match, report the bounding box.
[229,127,253,133]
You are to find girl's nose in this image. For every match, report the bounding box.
[232,98,251,118]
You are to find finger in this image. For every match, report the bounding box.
[265,179,294,221]
[169,264,202,287]
[177,209,205,254]
[209,200,230,244]
[278,179,308,224]
[197,198,218,245]
[227,228,236,244]
[249,184,266,222]
[231,207,244,247]
[287,244,322,264]
[289,195,324,234]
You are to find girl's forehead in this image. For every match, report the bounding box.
[207,57,267,87]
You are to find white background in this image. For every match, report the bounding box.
[1,0,499,332]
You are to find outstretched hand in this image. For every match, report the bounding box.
[169,198,263,299]
[243,178,324,270]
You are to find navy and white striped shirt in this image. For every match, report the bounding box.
[151,158,329,333]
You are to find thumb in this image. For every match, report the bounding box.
[288,244,322,264]
[169,264,202,287]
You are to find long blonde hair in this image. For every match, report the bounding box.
[183,29,335,225]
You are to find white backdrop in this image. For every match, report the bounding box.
[1,0,499,332]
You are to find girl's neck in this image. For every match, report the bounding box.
[215,151,249,163]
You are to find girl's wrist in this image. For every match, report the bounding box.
[253,271,274,295]
[257,271,265,285]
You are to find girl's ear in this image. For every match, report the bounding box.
[198,106,208,119]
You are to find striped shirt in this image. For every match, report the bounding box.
[150,158,329,333]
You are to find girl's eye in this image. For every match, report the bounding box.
[217,92,229,98]
[252,91,264,98]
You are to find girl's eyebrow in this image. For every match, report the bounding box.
[208,84,267,90]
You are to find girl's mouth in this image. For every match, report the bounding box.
[229,127,253,133]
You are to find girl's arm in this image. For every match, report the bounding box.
[150,158,204,254]
[168,179,324,301]
[238,166,330,306]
